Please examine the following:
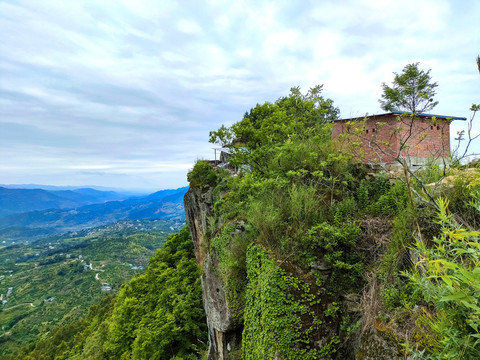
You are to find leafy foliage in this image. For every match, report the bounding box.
[203,87,387,357]
[210,86,339,174]
[209,124,233,147]
[232,85,338,149]
[243,246,333,360]
[379,63,438,114]
[444,169,480,228]
[210,223,249,322]
[407,198,480,359]
[103,226,207,360]
[202,83,480,358]
[18,295,116,360]
[187,160,226,187]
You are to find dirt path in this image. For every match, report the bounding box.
[3,303,35,311]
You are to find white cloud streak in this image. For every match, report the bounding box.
[0,0,479,190]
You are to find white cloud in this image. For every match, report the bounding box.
[0,0,478,189]
[177,19,203,35]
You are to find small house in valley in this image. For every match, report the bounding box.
[332,111,466,167]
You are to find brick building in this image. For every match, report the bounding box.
[332,111,466,167]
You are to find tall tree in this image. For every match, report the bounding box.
[379,63,438,114]
[210,86,338,150]
[208,86,339,174]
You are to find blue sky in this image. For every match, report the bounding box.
[1,0,479,191]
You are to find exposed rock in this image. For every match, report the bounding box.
[185,183,405,359]
[343,293,362,313]
[184,185,214,265]
[310,258,333,271]
[185,185,242,360]
[356,329,403,360]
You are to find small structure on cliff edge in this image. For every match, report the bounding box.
[212,147,246,173]
[332,111,466,168]
[212,147,230,165]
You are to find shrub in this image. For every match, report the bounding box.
[187,160,224,187]
[368,181,409,216]
[303,221,363,292]
[211,223,250,321]
[406,198,480,358]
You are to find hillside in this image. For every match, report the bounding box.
[0,219,182,358]
[6,226,207,360]
[0,186,188,244]
[183,88,480,359]
[0,187,126,217]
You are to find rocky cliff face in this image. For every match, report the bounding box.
[184,185,242,360]
[185,181,406,360]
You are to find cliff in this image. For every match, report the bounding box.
[185,184,243,359]
[185,87,480,359]
[184,173,407,359]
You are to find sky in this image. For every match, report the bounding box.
[1,0,479,191]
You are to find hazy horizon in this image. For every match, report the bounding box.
[0,182,188,194]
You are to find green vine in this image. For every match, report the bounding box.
[242,245,338,359]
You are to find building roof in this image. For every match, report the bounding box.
[212,147,231,152]
[338,111,467,121]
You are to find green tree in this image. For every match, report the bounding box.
[208,86,339,175]
[379,63,438,114]
[210,85,338,151]
[209,124,233,147]
[340,63,446,212]
[104,226,207,360]
[232,85,339,149]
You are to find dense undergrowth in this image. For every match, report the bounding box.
[200,87,402,358]
[198,86,480,359]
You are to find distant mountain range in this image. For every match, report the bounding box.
[0,186,129,217]
[0,183,152,194]
[0,186,188,242]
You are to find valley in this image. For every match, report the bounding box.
[0,186,187,357]
[0,186,129,217]
[0,219,183,356]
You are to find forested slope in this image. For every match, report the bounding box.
[0,220,178,358]
[12,227,207,360]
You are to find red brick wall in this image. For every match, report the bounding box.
[333,114,450,165]
[399,116,450,161]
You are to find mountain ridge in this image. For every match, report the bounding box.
[0,183,155,194]
[0,186,188,243]
[0,186,127,217]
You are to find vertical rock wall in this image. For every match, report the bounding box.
[184,185,242,360]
